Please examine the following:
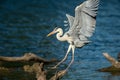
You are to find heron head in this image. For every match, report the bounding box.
[47,27,59,37]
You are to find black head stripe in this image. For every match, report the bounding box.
[54,27,59,31]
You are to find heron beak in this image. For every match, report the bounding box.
[47,31,55,37]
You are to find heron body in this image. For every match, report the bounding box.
[47,0,99,70]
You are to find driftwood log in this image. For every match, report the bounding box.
[99,53,120,74]
[0,53,57,63]
[0,53,66,80]
[24,63,46,80]
[103,53,120,68]
[24,63,67,80]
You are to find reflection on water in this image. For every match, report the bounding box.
[0,0,120,80]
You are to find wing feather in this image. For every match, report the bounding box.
[69,0,99,37]
[66,14,74,27]
[66,0,99,47]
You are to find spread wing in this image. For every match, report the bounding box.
[66,0,99,47]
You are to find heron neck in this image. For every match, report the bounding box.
[56,28,66,41]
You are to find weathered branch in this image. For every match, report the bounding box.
[0,53,66,80]
[99,53,120,73]
[24,63,66,80]
[0,53,57,63]
[24,63,46,80]
[103,53,120,68]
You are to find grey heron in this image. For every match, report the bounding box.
[47,0,99,70]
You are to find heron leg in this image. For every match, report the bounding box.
[52,45,72,69]
[66,45,75,70]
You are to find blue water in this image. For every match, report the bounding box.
[0,0,120,80]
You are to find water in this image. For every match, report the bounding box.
[0,0,120,80]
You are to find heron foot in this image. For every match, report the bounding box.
[51,66,57,69]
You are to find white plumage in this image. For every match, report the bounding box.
[47,0,99,70]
